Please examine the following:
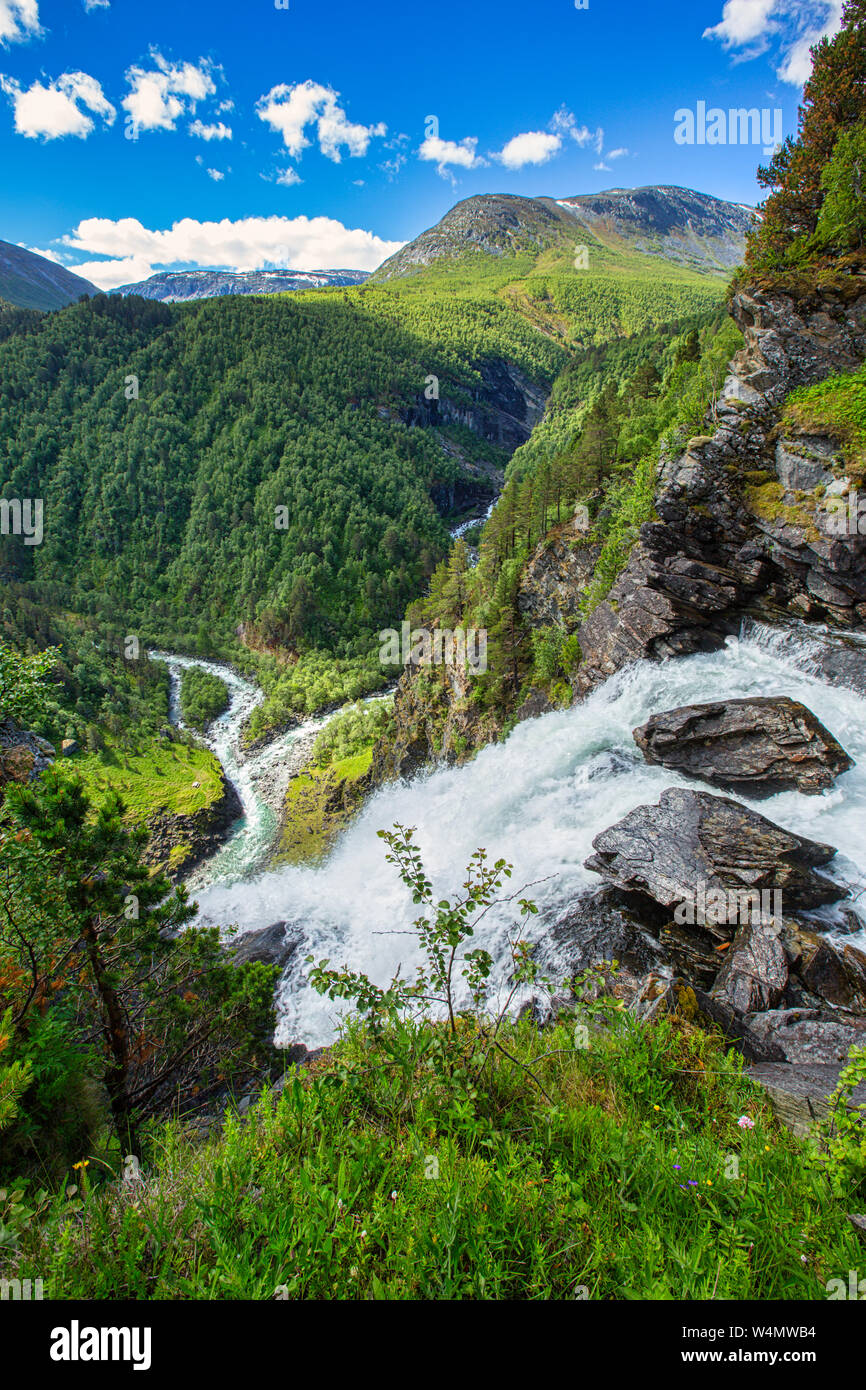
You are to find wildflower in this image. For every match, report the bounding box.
[673,1164,681,1171]
[360,1229,367,1240]
[653,1105,660,1112]
[737,1115,755,1130]
[72,1160,90,1172]
[688,1180,698,1186]
[706,1180,712,1186]
[764,1145,771,1151]
[390,1191,397,1202]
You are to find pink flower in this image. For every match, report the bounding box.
[737,1115,755,1129]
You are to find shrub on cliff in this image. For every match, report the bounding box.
[746,0,866,274]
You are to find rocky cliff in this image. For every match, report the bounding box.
[575,273,866,694]
[377,269,866,779]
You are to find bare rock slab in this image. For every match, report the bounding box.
[585,787,846,913]
[633,697,853,797]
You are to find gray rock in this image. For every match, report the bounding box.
[585,787,845,914]
[775,437,837,493]
[547,886,668,980]
[746,1061,866,1138]
[228,922,300,971]
[745,1008,866,1064]
[711,921,789,1013]
[780,921,866,1011]
[692,988,787,1062]
[633,697,853,797]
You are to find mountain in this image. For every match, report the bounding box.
[0,239,98,312]
[371,186,755,281]
[113,268,370,302]
[556,186,757,271]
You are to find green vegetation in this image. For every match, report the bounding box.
[783,362,866,476]
[273,700,392,864]
[246,650,389,743]
[745,0,866,278]
[311,699,393,770]
[53,736,224,824]
[2,828,860,1299]
[409,313,743,720]
[0,764,276,1176]
[179,667,230,733]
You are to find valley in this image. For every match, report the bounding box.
[2,0,866,1310]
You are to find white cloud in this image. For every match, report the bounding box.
[703,0,778,46]
[0,0,40,45]
[257,79,386,162]
[607,147,629,160]
[83,0,110,10]
[206,167,225,181]
[495,130,562,170]
[703,0,844,86]
[776,4,844,84]
[551,108,604,154]
[418,134,484,179]
[594,162,611,172]
[274,167,302,186]
[61,213,405,288]
[21,241,64,263]
[122,52,216,133]
[190,119,231,140]
[0,69,115,138]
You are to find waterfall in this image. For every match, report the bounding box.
[188,628,866,1049]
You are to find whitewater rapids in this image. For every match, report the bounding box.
[187,627,866,1048]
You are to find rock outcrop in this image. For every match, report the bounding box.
[0,717,55,797]
[575,276,866,694]
[584,787,845,914]
[633,696,853,796]
[142,771,243,883]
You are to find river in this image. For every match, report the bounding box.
[172,624,866,1049]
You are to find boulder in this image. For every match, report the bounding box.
[585,787,845,914]
[780,921,866,1011]
[227,921,300,972]
[547,886,669,980]
[746,1061,866,1138]
[633,697,852,797]
[710,920,789,1013]
[60,738,79,757]
[745,1008,866,1065]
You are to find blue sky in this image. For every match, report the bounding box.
[0,0,844,288]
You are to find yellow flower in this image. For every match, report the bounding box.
[653,1105,660,1112]
[72,1160,90,1172]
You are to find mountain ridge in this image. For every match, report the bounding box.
[113,267,370,303]
[0,240,98,312]
[371,185,756,281]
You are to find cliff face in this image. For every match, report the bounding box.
[376,273,866,779]
[575,275,866,693]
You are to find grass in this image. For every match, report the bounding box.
[4,1007,861,1300]
[275,746,373,864]
[54,737,225,822]
[783,362,866,480]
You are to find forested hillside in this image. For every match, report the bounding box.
[0,221,726,732]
